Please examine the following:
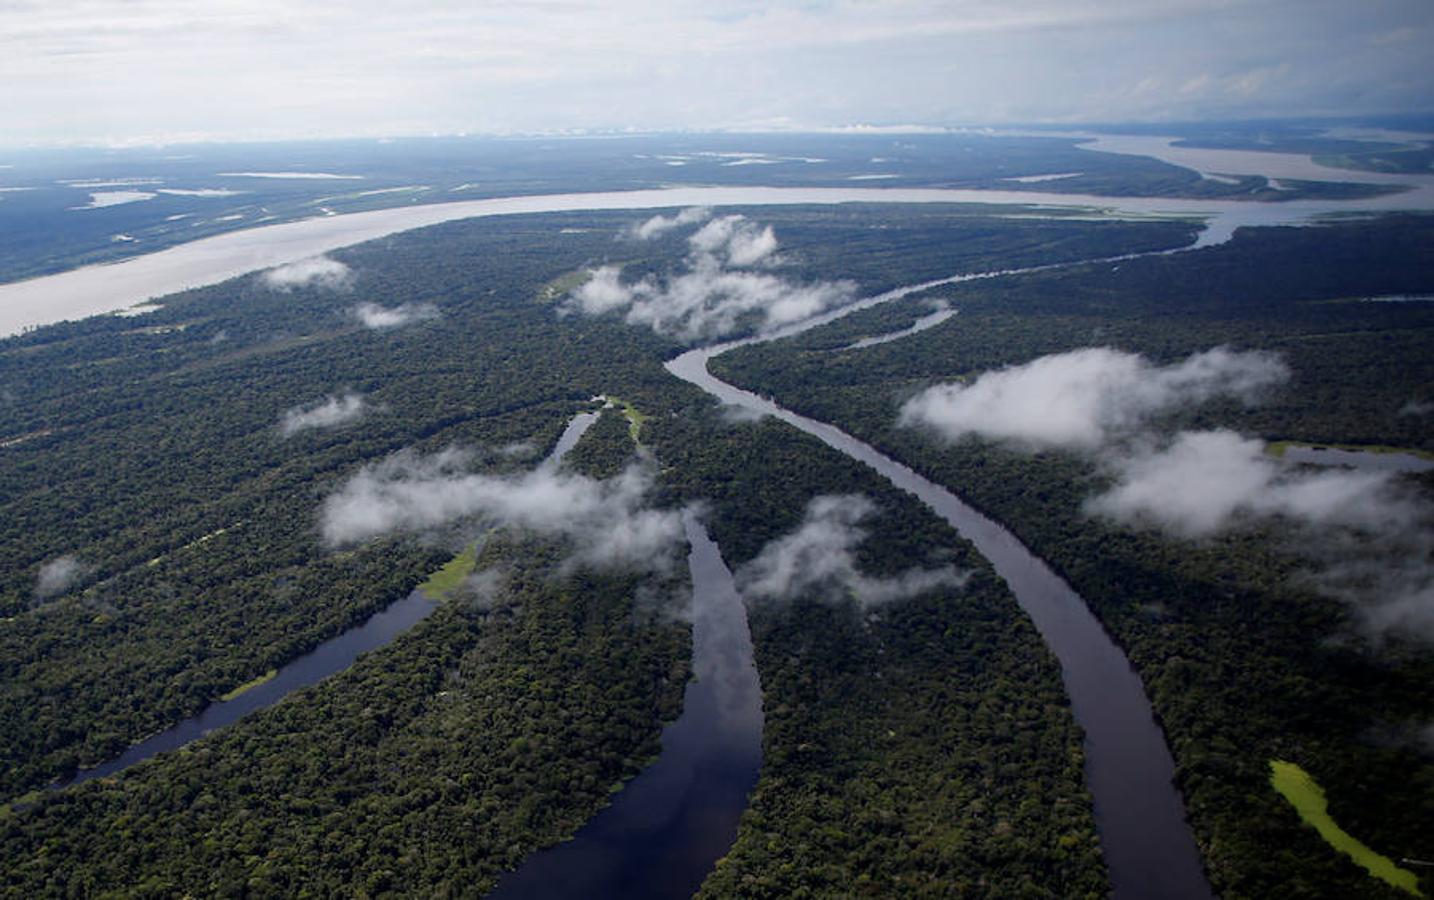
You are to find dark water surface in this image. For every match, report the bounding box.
[58,589,438,789]
[667,303,1215,899]
[488,511,762,899]
[54,412,600,790]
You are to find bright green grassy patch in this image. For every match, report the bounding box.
[1270,759,1423,896]
[534,268,595,304]
[604,395,649,445]
[219,669,278,702]
[1266,441,1434,461]
[419,542,479,600]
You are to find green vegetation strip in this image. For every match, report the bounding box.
[1266,441,1434,461]
[602,395,649,445]
[219,669,278,702]
[419,542,479,600]
[534,268,594,304]
[1269,760,1423,897]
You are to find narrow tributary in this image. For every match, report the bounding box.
[53,412,601,790]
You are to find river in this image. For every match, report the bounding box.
[1281,445,1434,473]
[489,510,762,899]
[53,411,600,790]
[665,279,1215,899]
[7,134,1434,336]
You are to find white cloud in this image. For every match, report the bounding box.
[1085,430,1400,537]
[279,392,368,437]
[1087,429,1434,642]
[627,206,711,240]
[900,345,1433,642]
[350,301,440,329]
[262,255,353,291]
[568,267,632,315]
[737,494,966,607]
[1324,550,1434,645]
[566,215,855,342]
[688,215,779,267]
[320,451,685,572]
[899,347,1288,449]
[35,555,88,599]
[2,1,1431,144]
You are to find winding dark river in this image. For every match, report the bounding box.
[488,510,762,899]
[665,282,1216,900]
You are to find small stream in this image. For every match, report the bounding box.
[57,589,439,789]
[488,510,762,899]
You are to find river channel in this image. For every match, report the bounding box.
[489,510,762,899]
[665,302,1215,900]
[54,411,601,790]
[7,132,1434,336]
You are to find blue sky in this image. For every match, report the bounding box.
[2,0,1431,146]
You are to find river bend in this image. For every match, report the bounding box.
[489,510,762,899]
[666,274,1216,900]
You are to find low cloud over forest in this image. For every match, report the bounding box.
[33,555,88,600]
[262,255,353,291]
[901,346,1434,642]
[350,301,440,330]
[899,346,1288,449]
[321,449,686,574]
[736,494,965,608]
[565,210,856,342]
[279,392,369,437]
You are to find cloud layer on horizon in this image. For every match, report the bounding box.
[6,1,1430,144]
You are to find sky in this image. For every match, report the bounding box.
[2,0,1431,146]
